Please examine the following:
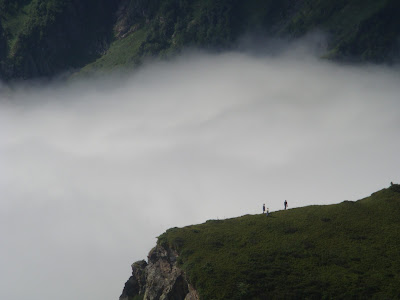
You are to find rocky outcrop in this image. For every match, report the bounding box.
[119,260,148,299]
[119,245,199,300]
[390,183,400,193]
[114,0,148,39]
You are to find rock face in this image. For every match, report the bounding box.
[119,245,199,300]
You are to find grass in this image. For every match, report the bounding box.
[158,185,400,299]
[76,28,148,77]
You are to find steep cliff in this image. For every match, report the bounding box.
[120,245,199,300]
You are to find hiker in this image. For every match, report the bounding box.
[284,200,288,210]
[266,207,269,216]
[263,204,265,214]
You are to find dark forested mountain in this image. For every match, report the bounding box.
[1,0,400,79]
[0,0,117,79]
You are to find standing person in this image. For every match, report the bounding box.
[263,204,265,214]
[266,208,269,216]
[284,200,288,210]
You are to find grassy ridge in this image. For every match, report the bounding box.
[159,185,400,299]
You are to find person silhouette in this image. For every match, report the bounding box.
[263,204,265,214]
[284,200,288,210]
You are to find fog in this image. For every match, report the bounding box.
[1,51,400,300]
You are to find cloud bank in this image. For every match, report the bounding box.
[1,52,400,300]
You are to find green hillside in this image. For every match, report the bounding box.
[158,184,400,299]
[1,0,400,79]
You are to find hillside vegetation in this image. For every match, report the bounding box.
[1,0,400,79]
[0,0,117,79]
[157,185,400,299]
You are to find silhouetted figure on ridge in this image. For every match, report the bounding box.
[284,200,288,210]
[263,204,265,214]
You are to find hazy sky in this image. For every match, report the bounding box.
[1,51,400,300]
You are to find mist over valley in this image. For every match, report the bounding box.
[1,50,400,299]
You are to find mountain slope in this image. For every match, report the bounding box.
[0,0,118,79]
[122,184,400,299]
[82,0,400,75]
[1,0,400,79]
